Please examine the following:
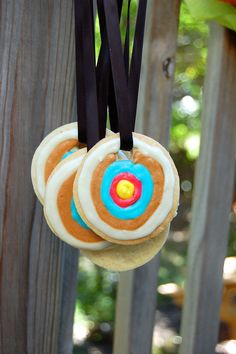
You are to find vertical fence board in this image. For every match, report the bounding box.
[180,24,236,354]
[113,1,180,354]
[58,246,79,354]
[0,1,78,353]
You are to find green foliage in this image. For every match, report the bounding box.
[95,1,138,61]
[227,220,236,257]
[76,257,117,324]
[171,2,208,159]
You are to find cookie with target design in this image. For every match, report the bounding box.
[31,122,113,204]
[44,149,110,250]
[31,122,80,204]
[73,133,179,245]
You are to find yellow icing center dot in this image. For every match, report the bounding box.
[116,180,135,200]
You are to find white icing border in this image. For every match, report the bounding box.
[31,122,78,204]
[44,151,111,250]
[77,135,176,240]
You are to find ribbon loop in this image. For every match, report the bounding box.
[74,0,147,151]
[74,0,100,150]
[103,0,133,151]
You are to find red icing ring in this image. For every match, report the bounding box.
[110,172,142,207]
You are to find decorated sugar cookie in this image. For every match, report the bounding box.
[31,122,79,204]
[31,122,112,204]
[73,133,179,245]
[83,226,169,272]
[44,149,110,250]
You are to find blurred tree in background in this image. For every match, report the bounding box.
[74,2,236,353]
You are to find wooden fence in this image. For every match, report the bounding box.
[0,1,235,354]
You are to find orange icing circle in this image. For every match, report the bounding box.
[57,172,103,243]
[45,139,78,182]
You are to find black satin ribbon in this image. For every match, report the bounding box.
[124,0,131,81]
[97,0,124,134]
[96,0,110,139]
[81,0,100,150]
[74,0,86,144]
[129,0,147,131]
[104,0,147,150]
[107,0,124,134]
[74,0,147,151]
[103,0,133,151]
[74,0,100,150]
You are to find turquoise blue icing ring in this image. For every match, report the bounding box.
[62,147,78,160]
[100,160,154,220]
[62,150,74,160]
[71,198,89,229]
[62,152,90,230]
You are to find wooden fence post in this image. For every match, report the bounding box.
[180,24,236,354]
[0,1,78,353]
[113,1,180,354]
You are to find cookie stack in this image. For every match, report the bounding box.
[31,125,179,271]
[31,0,179,271]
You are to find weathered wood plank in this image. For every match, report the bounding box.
[0,1,78,353]
[180,24,236,354]
[113,1,180,354]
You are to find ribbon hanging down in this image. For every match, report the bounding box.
[74,0,100,150]
[74,0,147,151]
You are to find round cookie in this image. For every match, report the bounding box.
[73,133,179,245]
[44,149,110,250]
[82,226,169,272]
[31,122,79,204]
[31,122,113,204]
